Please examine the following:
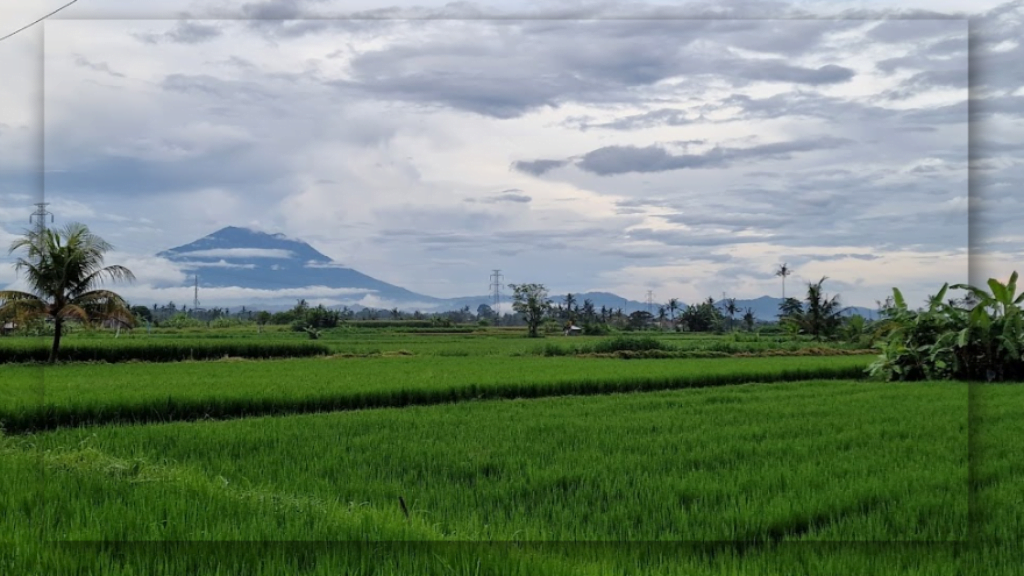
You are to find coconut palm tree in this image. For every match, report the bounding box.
[724,298,739,331]
[0,223,135,363]
[742,307,756,331]
[796,276,845,341]
[667,297,680,324]
[775,263,793,301]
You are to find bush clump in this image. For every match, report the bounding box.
[869,271,1024,382]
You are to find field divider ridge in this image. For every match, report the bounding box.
[1,364,869,434]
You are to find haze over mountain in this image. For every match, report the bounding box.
[156,227,877,319]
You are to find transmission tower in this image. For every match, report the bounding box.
[193,274,200,317]
[489,269,504,324]
[29,202,53,233]
[646,290,654,315]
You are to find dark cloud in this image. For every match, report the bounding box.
[466,191,533,204]
[739,62,854,84]
[73,56,125,78]
[135,21,223,44]
[241,0,304,19]
[510,159,570,176]
[866,19,965,43]
[515,136,853,177]
[492,193,531,204]
[327,20,861,119]
[883,69,968,100]
[161,74,278,103]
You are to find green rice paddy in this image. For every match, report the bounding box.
[0,328,1017,574]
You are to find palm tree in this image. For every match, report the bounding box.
[667,297,680,324]
[0,223,135,363]
[742,308,755,331]
[563,293,577,322]
[799,276,845,341]
[724,298,738,331]
[775,263,793,301]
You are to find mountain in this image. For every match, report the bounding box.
[155,227,879,319]
[441,292,651,315]
[157,226,442,306]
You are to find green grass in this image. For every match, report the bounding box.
[973,384,1024,541]
[0,355,873,433]
[0,328,872,362]
[2,379,1018,574]
[2,379,987,574]
[26,380,966,541]
[0,339,330,363]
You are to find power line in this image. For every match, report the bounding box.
[0,0,80,44]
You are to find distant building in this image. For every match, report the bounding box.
[1,321,17,336]
[563,325,582,336]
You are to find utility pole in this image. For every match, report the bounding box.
[489,269,503,325]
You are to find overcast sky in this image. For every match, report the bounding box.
[0,0,1019,310]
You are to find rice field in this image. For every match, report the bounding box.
[0,355,872,432]
[5,379,1006,575]
[0,327,872,361]
[0,328,1017,575]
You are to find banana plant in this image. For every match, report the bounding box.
[951,271,1023,319]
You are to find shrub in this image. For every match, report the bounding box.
[869,272,1024,382]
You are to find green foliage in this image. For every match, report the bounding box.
[777,277,845,341]
[508,283,552,338]
[0,223,135,363]
[165,313,203,329]
[869,272,1024,381]
[678,302,724,332]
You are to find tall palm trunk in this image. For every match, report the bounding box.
[50,317,62,364]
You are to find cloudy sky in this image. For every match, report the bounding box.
[0,0,1019,310]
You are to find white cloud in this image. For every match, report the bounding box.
[303,260,349,269]
[1,1,1012,311]
[172,248,294,259]
[175,259,257,269]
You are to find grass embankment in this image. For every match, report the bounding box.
[0,356,872,433]
[2,380,985,575]
[0,330,874,362]
[0,339,330,364]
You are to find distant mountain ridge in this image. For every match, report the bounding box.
[155,227,878,319]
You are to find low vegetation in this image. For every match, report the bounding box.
[0,339,330,364]
[4,380,1000,575]
[0,355,872,433]
[870,271,1024,381]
